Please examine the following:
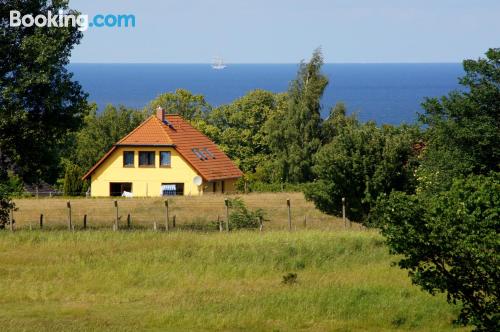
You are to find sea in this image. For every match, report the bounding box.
[68,63,464,125]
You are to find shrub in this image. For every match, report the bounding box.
[282,272,298,285]
[0,185,15,229]
[227,197,265,230]
[236,179,305,193]
[63,162,87,196]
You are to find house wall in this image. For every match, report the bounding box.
[205,179,238,194]
[90,146,202,197]
[89,146,239,197]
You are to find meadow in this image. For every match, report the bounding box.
[1,193,467,331]
[11,193,353,231]
[0,230,466,331]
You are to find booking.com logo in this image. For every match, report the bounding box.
[9,10,135,31]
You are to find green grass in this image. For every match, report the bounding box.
[0,230,466,331]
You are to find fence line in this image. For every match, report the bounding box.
[6,196,353,232]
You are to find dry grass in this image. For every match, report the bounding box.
[12,192,352,231]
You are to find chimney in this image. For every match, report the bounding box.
[156,106,165,121]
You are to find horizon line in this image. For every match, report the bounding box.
[69,61,463,65]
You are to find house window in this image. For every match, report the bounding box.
[110,182,132,196]
[139,151,155,167]
[123,151,134,167]
[161,183,184,196]
[160,151,171,167]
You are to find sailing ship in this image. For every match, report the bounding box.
[211,57,227,70]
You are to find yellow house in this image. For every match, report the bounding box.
[82,108,243,197]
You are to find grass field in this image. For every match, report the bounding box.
[12,193,353,231]
[0,230,466,331]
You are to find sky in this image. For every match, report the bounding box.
[69,0,500,63]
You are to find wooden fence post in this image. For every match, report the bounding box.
[287,198,292,231]
[127,214,131,229]
[164,200,169,231]
[172,215,176,228]
[10,209,14,231]
[303,215,307,229]
[39,214,44,229]
[224,198,229,232]
[342,197,346,228]
[83,214,87,230]
[67,201,72,231]
[259,216,263,232]
[153,221,157,231]
[217,215,222,232]
[114,200,119,231]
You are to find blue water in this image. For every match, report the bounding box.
[69,63,464,125]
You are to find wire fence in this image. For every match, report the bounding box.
[6,193,354,232]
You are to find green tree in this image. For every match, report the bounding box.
[0,0,88,185]
[266,48,329,183]
[202,90,286,175]
[304,111,419,222]
[321,102,358,143]
[62,162,86,196]
[372,49,500,331]
[372,174,499,331]
[145,89,210,120]
[417,48,500,193]
[74,105,146,172]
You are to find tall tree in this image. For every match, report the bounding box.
[266,48,329,183]
[417,48,500,193]
[0,0,88,185]
[202,90,286,175]
[305,111,419,222]
[373,49,500,331]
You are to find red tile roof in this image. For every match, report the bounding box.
[82,114,243,181]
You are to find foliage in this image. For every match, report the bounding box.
[63,162,86,196]
[372,174,499,331]
[235,179,305,193]
[0,166,15,228]
[265,48,328,183]
[145,89,210,120]
[227,197,265,230]
[417,48,500,193]
[73,105,146,172]
[372,50,500,331]
[304,109,420,222]
[200,90,287,175]
[0,171,25,197]
[0,194,15,229]
[0,0,88,184]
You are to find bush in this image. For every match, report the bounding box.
[227,197,265,230]
[63,162,87,196]
[0,185,15,229]
[372,173,500,331]
[236,179,305,193]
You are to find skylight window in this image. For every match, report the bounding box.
[203,148,216,159]
[192,148,208,160]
